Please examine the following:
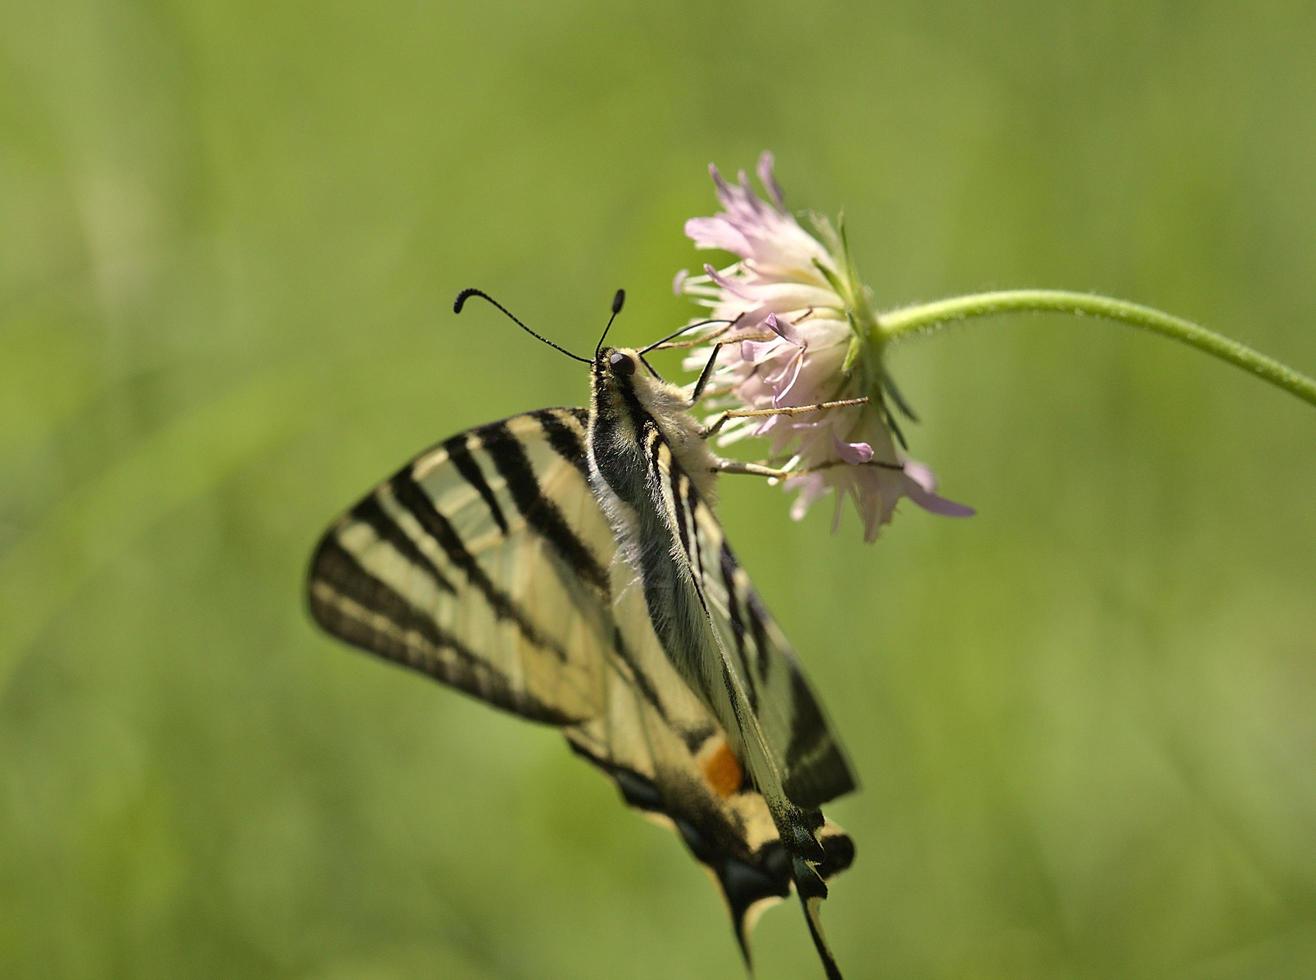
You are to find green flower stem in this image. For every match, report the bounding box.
[875,290,1316,407]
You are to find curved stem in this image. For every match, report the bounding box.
[876,290,1316,407]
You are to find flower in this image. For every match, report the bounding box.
[676,153,972,541]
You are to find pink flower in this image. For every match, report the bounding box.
[677,153,972,541]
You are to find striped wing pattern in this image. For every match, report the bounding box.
[307,408,854,972]
[309,409,613,725]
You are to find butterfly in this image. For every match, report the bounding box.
[307,288,857,978]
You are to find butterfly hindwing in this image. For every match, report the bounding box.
[565,566,855,966]
[680,477,857,810]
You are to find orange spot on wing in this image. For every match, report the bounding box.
[701,740,743,798]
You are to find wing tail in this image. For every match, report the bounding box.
[795,856,844,980]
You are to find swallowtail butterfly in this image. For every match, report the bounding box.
[307,289,856,977]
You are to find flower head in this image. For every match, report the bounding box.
[676,153,972,541]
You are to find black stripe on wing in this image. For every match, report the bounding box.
[479,419,610,595]
[443,431,510,534]
[308,535,578,724]
[718,542,758,714]
[388,472,571,663]
[609,627,674,727]
[348,494,456,595]
[533,407,592,477]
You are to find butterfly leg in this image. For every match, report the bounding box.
[713,459,792,480]
[688,346,722,404]
[701,398,869,439]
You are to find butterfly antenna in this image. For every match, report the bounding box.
[594,289,626,358]
[454,288,591,364]
[639,313,743,354]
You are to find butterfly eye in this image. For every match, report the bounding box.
[609,351,635,377]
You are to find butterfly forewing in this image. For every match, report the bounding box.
[308,409,613,724]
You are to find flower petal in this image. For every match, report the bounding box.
[685,217,751,255]
[757,151,787,211]
[901,461,975,517]
[834,438,874,464]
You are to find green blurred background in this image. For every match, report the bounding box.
[2,2,1313,978]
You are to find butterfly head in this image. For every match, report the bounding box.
[598,346,639,377]
[593,345,667,398]
[591,346,645,408]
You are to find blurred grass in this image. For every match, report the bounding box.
[2,2,1314,978]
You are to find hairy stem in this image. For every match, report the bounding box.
[876,290,1316,406]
